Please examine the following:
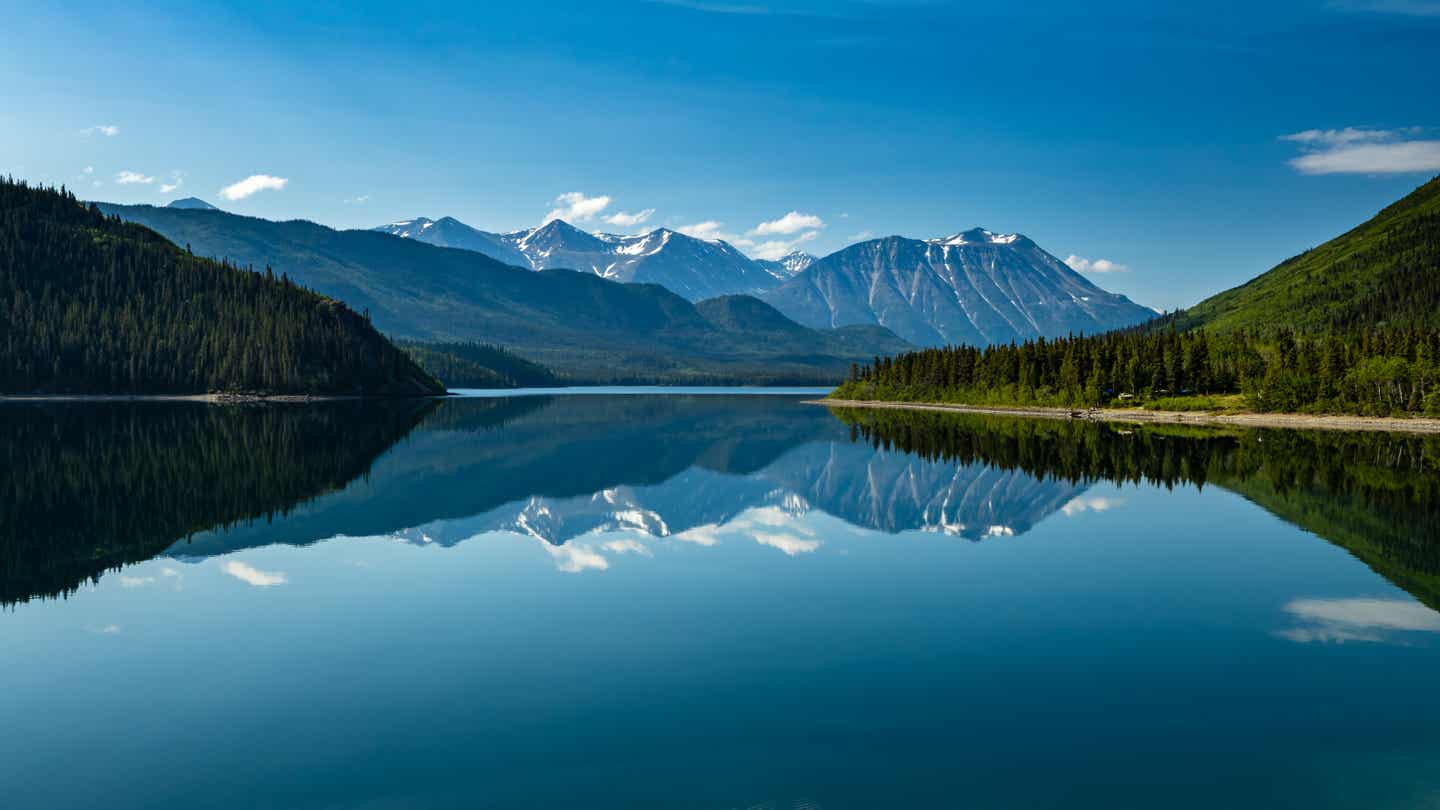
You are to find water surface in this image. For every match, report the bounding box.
[3,394,1439,809]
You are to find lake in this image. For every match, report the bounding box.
[3,392,1439,809]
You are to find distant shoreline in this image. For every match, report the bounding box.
[812,399,1440,435]
[0,393,450,403]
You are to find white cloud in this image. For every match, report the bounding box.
[749,231,821,261]
[1280,126,1440,175]
[542,541,610,573]
[847,229,876,242]
[1065,254,1129,274]
[89,624,122,634]
[1277,596,1440,644]
[602,538,653,556]
[753,532,820,555]
[219,174,288,200]
[1061,496,1124,516]
[604,208,655,228]
[672,525,722,546]
[82,124,119,137]
[119,575,156,588]
[544,191,611,224]
[115,170,155,185]
[82,166,94,175]
[675,220,727,240]
[159,170,183,194]
[752,211,825,236]
[223,560,287,587]
[344,194,371,204]
[1290,140,1440,175]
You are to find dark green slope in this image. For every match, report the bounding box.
[399,341,558,389]
[2,180,442,395]
[93,202,912,383]
[1176,175,1440,332]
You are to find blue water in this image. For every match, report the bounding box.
[2,393,1438,809]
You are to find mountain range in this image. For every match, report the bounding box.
[94,201,909,383]
[377,213,1151,347]
[375,216,802,300]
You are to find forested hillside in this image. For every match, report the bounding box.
[1175,175,1440,332]
[1,179,443,395]
[400,341,558,389]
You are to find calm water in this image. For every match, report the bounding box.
[3,393,1440,809]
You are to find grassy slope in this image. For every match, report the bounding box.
[1174,175,1440,332]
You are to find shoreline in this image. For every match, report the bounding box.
[812,399,1440,435]
[0,392,451,404]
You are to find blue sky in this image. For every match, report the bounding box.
[4,0,1438,309]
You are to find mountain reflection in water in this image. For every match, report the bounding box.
[2,394,1438,609]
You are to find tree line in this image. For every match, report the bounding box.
[835,326,1440,416]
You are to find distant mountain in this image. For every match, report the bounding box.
[378,216,782,301]
[756,249,816,280]
[95,202,911,383]
[374,216,530,268]
[761,227,1154,347]
[166,197,218,210]
[3,180,441,396]
[1173,174,1440,333]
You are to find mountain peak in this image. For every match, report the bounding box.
[167,197,218,211]
[929,227,1026,247]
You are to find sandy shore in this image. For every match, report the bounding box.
[813,399,1440,435]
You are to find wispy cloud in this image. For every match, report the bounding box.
[159,170,183,194]
[1061,496,1124,516]
[1064,254,1129,274]
[115,170,155,185]
[81,124,119,137]
[544,191,611,224]
[752,211,826,236]
[219,174,288,200]
[747,231,820,260]
[675,220,727,240]
[602,538,653,556]
[604,208,655,228]
[1279,126,1416,146]
[541,541,610,573]
[1281,126,1440,174]
[344,194,371,204]
[223,560,287,587]
[1277,596,1440,644]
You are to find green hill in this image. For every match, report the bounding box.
[93,202,912,384]
[1175,175,1440,332]
[1,179,443,396]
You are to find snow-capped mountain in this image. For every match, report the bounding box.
[373,216,530,268]
[755,249,815,280]
[376,216,781,301]
[760,227,1153,347]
